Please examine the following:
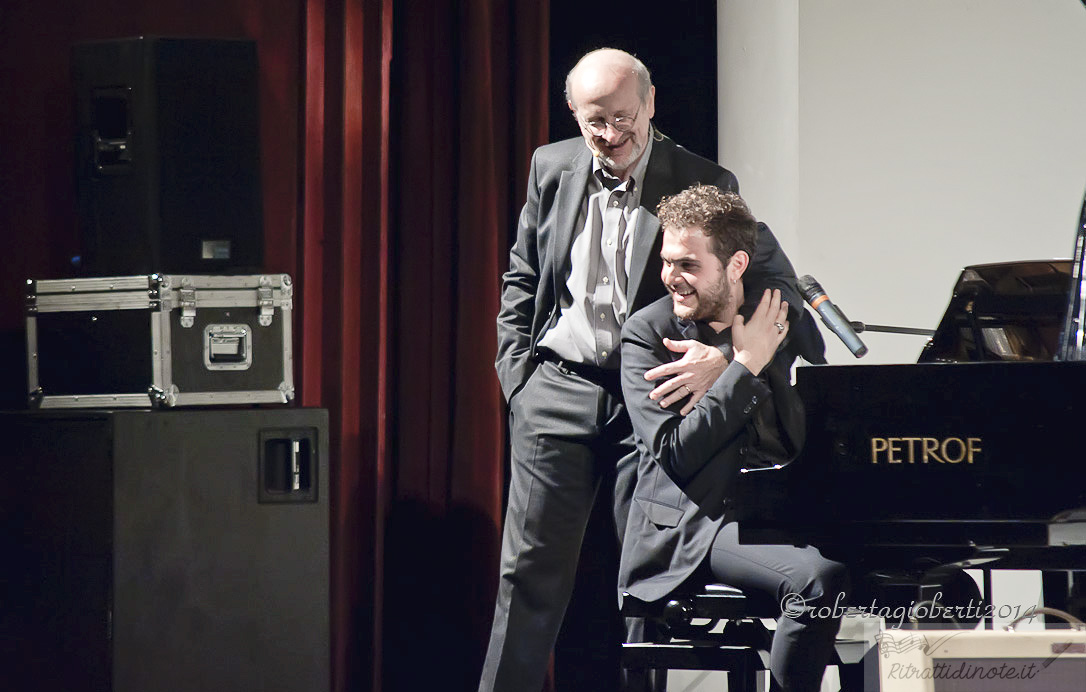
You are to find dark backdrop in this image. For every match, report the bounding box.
[548,0,719,161]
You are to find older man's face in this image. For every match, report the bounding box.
[568,61,655,179]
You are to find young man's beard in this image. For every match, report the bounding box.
[675,279,733,323]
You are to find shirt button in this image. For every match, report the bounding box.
[601,350,608,358]
[607,239,614,246]
[611,200,620,208]
[602,276,609,284]
[600,313,606,320]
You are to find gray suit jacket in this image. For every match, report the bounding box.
[617,296,806,604]
[495,131,803,403]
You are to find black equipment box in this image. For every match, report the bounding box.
[0,408,329,692]
[72,37,264,275]
[26,274,294,407]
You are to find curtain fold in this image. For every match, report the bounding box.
[300,1,393,691]
[383,1,550,690]
[300,1,548,690]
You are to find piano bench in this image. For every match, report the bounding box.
[621,583,775,692]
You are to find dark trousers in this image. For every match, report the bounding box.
[709,522,850,692]
[479,360,637,692]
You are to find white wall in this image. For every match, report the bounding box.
[690,4,1085,688]
[720,0,1086,364]
[718,0,800,254]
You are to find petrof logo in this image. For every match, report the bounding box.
[869,437,982,465]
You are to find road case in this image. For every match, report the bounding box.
[26,274,294,407]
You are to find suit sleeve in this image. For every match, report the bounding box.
[704,166,802,318]
[620,312,771,490]
[744,223,828,364]
[495,151,543,402]
[744,222,802,316]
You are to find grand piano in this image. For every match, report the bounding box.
[736,256,1086,622]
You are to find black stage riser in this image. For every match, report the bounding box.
[0,409,329,692]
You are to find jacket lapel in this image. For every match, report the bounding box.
[626,213,660,309]
[639,131,675,212]
[627,132,674,308]
[550,150,592,294]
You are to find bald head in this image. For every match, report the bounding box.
[565,49,652,109]
[565,48,656,179]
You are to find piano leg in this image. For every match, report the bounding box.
[983,570,994,629]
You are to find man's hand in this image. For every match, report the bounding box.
[645,339,727,415]
[733,289,789,376]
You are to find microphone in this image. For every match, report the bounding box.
[796,275,868,358]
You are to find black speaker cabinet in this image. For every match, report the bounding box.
[72,37,264,275]
[0,409,329,692]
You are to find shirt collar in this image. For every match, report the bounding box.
[676,315,732,349]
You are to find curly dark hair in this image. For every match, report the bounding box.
[656,185,758,265]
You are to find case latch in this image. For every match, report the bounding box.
[179,287,197,328]
[258,285,275,327]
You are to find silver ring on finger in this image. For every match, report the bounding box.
[682,384,692,396]
[774,322,785,334]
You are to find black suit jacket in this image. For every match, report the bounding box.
[617,296,806,604]
[495,131,804,402]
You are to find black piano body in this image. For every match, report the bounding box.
[739,360,1086,557]
[736,260,1086,617]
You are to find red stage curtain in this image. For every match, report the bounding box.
[0,0,548,688]
[298,3,394,692]
[299,1,548,690]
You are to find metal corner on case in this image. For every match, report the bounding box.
[148,384,179,407]
[278,382,295,402]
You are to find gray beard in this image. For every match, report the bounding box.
[598,139,643,178]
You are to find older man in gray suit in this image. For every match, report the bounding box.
[619,185,848,692]
[480,47,808,692]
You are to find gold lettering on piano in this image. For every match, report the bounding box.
[870,437,981,464]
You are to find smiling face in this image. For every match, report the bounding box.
[660,226,746,327]
[566,50,655,179]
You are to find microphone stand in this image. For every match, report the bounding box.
[1058,0,1086,360]
[850,322,934,337]
[1057,185,1086,361]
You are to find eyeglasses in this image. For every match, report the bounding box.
[577,102,642,136]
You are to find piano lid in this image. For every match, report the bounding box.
[917,260,1071,363]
